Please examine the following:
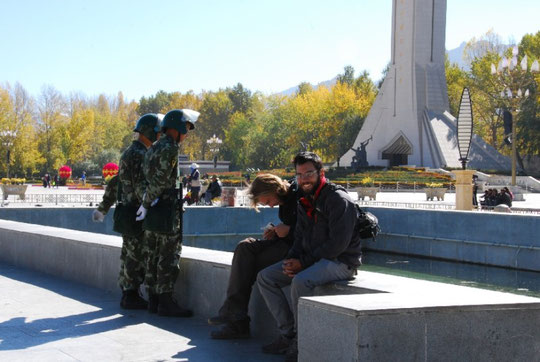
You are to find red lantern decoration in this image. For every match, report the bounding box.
[59,165,72,179]
[102,162,119,181]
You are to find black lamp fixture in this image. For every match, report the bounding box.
[456,87,473,170]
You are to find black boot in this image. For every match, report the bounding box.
[210,318,250,339]
[120,290,148,310]
[157,292,193,317]
[208,315,229,326]
[148,292,159,314]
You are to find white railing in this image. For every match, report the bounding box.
[2,193,103,205]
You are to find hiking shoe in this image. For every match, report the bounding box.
[210,319,250,339]
[120,290,148,310]
[157,292,193,318]
[285,338,298,362]
[207,315,229,326]
[261,335,293,355]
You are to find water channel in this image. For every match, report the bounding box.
[362,250,540,298]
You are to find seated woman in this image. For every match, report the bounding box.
[208,173,300,339]
[204,175,222,205]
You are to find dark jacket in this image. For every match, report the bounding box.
[206,180,222,198]
[287,182,362,268]
[277,180,300,245]
[497,192,512,207]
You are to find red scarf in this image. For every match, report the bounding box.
[299,176,326,220]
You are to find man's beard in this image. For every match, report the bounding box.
[301,178,320,196]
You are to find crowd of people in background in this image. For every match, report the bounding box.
[182,166,223,206]
[480,187,513,208]
[41,173,60,188]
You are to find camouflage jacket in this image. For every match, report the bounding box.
[97,174,118,214]
[143,134,178,208]
[118,140,148,206]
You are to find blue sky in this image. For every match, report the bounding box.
[1,0,539,101]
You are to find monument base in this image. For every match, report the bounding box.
[453,170,475,211]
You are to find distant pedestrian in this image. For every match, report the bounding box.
[204,175,222,205]
[81,171,87,186]
[188,163,201,205]
[472,175,478,207]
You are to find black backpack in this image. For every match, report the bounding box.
[355,204,380,241]
[315,182,381,241]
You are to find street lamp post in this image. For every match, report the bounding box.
[1,130,17,179]
[206,134,222,168]
[490,46,539,186]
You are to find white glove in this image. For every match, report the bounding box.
[151,197,159,207]
[135,205,147,221]
[92,209,105,222]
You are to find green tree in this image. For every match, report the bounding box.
[228,83,252,114]
[445,55,469,117]
[515,31,540,156]
[137,90,172,114]
[337,65,355,87]
[195,90,233,160]
[2,83,44,177]
[297,82,313,95]
[36,85,67,173]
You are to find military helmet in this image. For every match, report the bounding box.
[162,109,199,135]
[133,113,162,142]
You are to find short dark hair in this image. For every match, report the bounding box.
[293,152,323,171]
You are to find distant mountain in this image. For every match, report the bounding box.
[277,77,337,97]
[277,43,468,96]
[447,41,468,70]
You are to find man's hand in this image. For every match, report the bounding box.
[92,209,105,222]
[135,205,147,221]
[273,223,290,238]
[282,258,302,277]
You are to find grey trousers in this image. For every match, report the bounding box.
[257,258,355,337]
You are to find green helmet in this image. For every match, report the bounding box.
[162,109,199,135]
[133,113,161,142]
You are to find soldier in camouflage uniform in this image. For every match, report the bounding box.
[116,114,162,309]
[136,109,199,317]
[92,174,119,222]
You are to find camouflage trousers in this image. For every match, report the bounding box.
[118,233,148,291]
[145,230,182,294]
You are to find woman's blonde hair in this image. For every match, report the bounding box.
[247,173,289,211]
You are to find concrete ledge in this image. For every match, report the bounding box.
[0,219,280,339]
[299,271,540,361]
[1,205,538,270]
[2,219,540,360]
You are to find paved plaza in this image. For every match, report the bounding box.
[0,263,280,362]
[1,184,538,361]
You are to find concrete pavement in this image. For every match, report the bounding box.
[0,262,281,362]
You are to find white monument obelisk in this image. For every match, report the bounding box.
[340,0,510,171]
